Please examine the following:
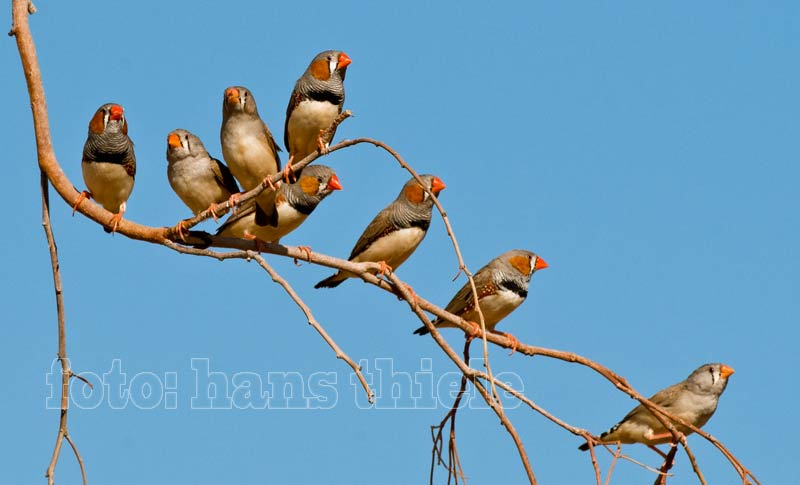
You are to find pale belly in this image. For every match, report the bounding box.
[462,289,525,330]
[221,201,308,242]
[82,161,134,213]
[168,162,231,215]
[223,138,278,191]
[352,227,426,269]
[287,100,340,160]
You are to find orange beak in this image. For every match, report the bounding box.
[225,87,240,104]
[109,105,124,120]
[338,52,352,69]
[431,177,446,195]
[167,133,182,149]
[720,364,735,379]
[327,175,343,191]
[533,256,548,271]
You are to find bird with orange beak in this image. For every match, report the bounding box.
[284,50,351,181]
[579,363,735,452]
[220,86,282,226]
[216,165,342,244]
[166,128,239,218]
[76,103,136,233]
[316,175,446,289]
[413,249,548,353]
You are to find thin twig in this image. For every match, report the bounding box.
[429,339,472,484]
[605,445,622,485]
[12,2,762,482]
[161,240,376,404]
[39,168,86,484]
[251,254,375,404]
[654,444,679,485]
[64,434,87,485]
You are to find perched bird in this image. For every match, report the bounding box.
[75,103,136,233]
[413,249,548,352]
[216,164,342,243]
[315,175,446,289]
[166,129,239,217]
[284,50,351,179]
[220,86,282,226]
[578,363,735,451]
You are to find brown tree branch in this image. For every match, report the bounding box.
[654,444,679,485]
[250,254,375,404]
[12,2,761,484]
[429,339,471,484]
[161,241,375,403]
[39,168,86,485]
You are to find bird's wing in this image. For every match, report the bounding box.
[211,157,240,195]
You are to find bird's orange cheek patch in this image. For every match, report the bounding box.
[509,255,532,275]
[404,184,425,204]
[299,176,319,194]
[88,111,105,134]
[310,59,331,81]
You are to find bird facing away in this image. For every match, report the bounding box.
[166,129,239,217]
[284,50,351,179]
[215,164,342,243]
[220,86,282,226]
[413,249,548,351]
[578,363,735,451]
[78,103,136,233]
[315,175,446,289]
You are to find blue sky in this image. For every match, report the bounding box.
[3,1,796,483]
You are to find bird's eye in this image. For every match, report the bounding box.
[317,177,323,183]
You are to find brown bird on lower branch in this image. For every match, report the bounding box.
[578,363,734,451]
[413,249,548,353]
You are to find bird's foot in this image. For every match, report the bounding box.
[263,174,278,191]
[244,231,264,253]
[172,220,189,242]
[283,156,296,183]
[294,245,312,265]
[465,321,483,340]
[317,130,330,155]
[207,203,220,221]
[72,190,92,216]
[227,193,241,214]
[108,212,123,233]
[492,330,520,355]
[376,261,394,279]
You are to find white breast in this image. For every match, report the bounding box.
[287,99,340,160]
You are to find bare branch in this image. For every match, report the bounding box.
[250,255,375,404]
[39,170,84,483]
[11,2,761,483]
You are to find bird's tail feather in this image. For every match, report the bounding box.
[314,273,346,289]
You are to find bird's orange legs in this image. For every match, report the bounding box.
[72,190,92,215]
